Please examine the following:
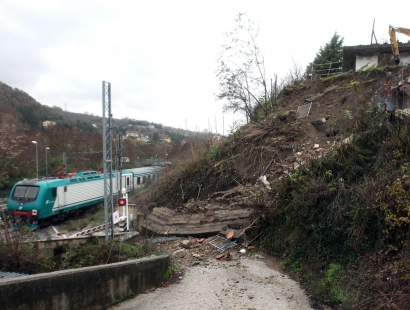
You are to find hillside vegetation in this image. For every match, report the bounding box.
[0,81,202,194]
[142,66,410,309]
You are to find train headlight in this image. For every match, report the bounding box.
[32,209,37,216]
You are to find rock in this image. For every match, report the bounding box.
[172,249,186,258]
[181,239,193,248]
[226,230,235,240]
[258,175,271,189]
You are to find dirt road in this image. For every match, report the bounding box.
[110,255,315,310]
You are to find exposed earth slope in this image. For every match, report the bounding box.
[136,65,410,309]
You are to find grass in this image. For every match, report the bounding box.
[59,209,105,232]
[164,264,180,280]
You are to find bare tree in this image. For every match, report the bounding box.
[216,13,270,123]
[281,58,305,89]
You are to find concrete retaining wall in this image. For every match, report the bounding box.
[34,234,141,257]
[0,254,169,310]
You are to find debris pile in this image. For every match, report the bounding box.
[151,229,258,269]
[142,185,259,236]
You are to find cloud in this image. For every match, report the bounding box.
[0,0,408,134]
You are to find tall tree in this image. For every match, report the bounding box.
[313,32,344,77]
[152,132,160,142]
[216,13,270,123]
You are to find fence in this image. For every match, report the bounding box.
[309,60,342,79]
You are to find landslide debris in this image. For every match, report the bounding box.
[135,65,410,309]
[143,184,258,236]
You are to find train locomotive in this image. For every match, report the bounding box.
[6,167,158,229]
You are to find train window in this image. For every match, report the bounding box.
[137,177,141,185]
[70,179,78,183]
[127,177,130,186]
[26,187,39,198]
[14,186,27,197]
[52,188,57,198]
[13,186,39,198]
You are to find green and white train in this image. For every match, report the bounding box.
[7,167,158,229]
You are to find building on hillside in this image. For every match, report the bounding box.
[43,120,56,128]
[342,43,410,72]
[342,43,410,113]
[125,131,139,139]
[213,135,222,142]
[160,134,171,143]
[137,137,149,142]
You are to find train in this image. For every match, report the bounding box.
[6,167,159,229]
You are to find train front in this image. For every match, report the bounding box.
[7,181,43,229]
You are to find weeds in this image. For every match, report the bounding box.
[318,263,349,305]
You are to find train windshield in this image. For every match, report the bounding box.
[13,186,39,199]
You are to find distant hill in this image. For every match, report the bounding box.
[0,80,207,141]
[0,82,63,128]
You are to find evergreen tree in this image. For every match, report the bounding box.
[313,33,344,77]
[152,132,160,142]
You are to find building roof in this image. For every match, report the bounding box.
[342,43,410,71]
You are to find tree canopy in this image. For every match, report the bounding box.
[216,13,270,123]
[313,32,344,77]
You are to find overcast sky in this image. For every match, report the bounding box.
[1,0,408,135]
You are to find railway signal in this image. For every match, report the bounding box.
[118,198,127,206]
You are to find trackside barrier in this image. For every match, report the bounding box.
[70,211,120,237]
[70,223,111,238]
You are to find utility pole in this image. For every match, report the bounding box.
[63,152,67,175]
[46,147,50,176]
[102,81,114,242]
[371,18,378,45]
[117,132,123,197]
[32,141,38,179]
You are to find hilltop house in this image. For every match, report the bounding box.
[342,43,410,112]
[126,131,139,139]
[42,120,56,128]
[160,134,171,143]
[342,43,410,72]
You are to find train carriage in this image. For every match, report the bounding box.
[7,167,158,229]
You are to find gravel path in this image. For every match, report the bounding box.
[110,255,314,310]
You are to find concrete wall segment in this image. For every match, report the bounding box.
[0,254,169,310]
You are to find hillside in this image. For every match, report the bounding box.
[0,80,201,140]
[0,82,63,128]
[0,80,208,194]
[138,65,410,309]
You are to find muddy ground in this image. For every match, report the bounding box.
[110,237,326,310]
